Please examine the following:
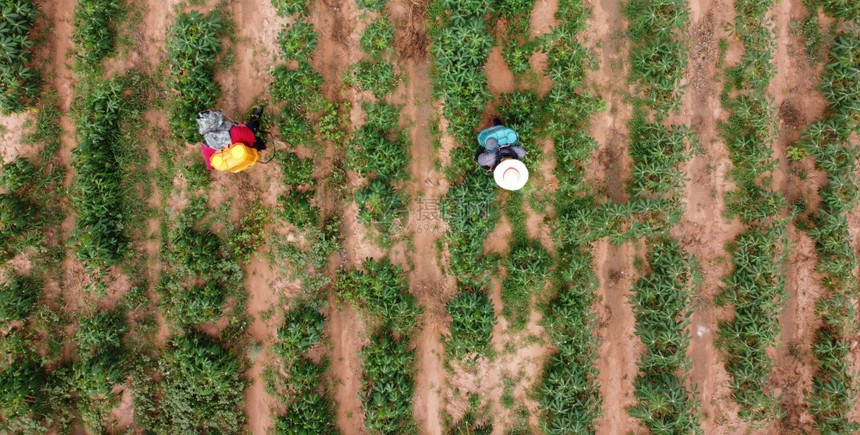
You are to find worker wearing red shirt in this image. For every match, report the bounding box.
[198,108,265,170]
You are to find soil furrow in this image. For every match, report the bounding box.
[767,0,830,431]
[670,0,745,432]
[389,0,449,429]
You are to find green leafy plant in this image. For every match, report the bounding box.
[148,332,246,433]
[278,21,317,61]
[339,258,421,334]
[0,0,40,113]
[72,0,124,69]
[71,79,129,268]
[361,18,395,58]
[344,60,400,99]
[166,10,227,142]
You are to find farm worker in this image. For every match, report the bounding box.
[197,108,265,171]
[475,118,529,191]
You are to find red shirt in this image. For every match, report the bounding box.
[200,124,256,170]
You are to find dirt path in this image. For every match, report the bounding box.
[582,0,641,431]
[220,0,286,116]
[592,240,643,433]
[767,0,830,430]
[305,0,369,432]
[668,0,749,432]
[386,0,450,432]
[584,0,632,203]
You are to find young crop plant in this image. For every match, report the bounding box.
[361,328,417,433]
[71,80,130,268]
[0,158,46,261]
[339,258,420,335]
[0,0,40,113]
[716,228,785,422]
[72,0,124,69]
[501,192,552,330]
[356,0,388,12]
[446,290,496,358]
[361,18,395,58]
[277,21,317,62]
[270,301,336,433]
[167,10,228,142]
[158,197,243,326]
[428,0,493,145]
[801,26,860,433]
[532,0,605,431]
[140,332,246,433]
[338,258,420,433]
[493,0,539,76]
[627,238,701,433]
[623,0,689,114]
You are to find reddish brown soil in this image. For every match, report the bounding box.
[767,0,831,431]
[387,0,453,432]
[592,240,645,433]
[671,0,749,432]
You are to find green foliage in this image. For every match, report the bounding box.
[339,258,420,334]
[280,151,315,185]
[627,238,701,433]
[429,0,493,143]
[229,204,270,263]
[158,197,243,326]
[274,357,336,433]
[272,0,309,17]
[0,355,47,426]
[72,0,124,69]
[0,274,39,322]
[278,21,317,62]
[345,60,400,99]
[820,29,860,133]
[623,0,689,113]
[71,80,129,268]
[0,0,40,113]
[800,27,860,432]
[356,0,388,12]
[166,10,227,142]
[446,290,496,357]
[716,227,786,422]
[819,0,860,19]
[361,329,416,434]
[715,0,790,423]
[361,18,395,58]
[152,332,246,433]
[348,104,409,181]
[276,301,326,363]
[502,238,552,330]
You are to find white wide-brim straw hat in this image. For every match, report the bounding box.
[494,159,529,191]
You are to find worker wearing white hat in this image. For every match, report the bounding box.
[475,118,529,191]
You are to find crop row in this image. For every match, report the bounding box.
[537,0,604,432]
[71,80,129,268]
[615,0,702,430]
[426,0,498,430]
[0,0,39,113]
[715,0,786,423]
[801,21,860,433]
[265,2,339,431]
[167,10,227,142]
[428,0,498,363]
[72,0,123,69]
[340,258,421,433]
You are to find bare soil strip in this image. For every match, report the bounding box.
[385,0,450,431]
[670,0,747,432]
[304,0,370,432]
[583,0,641,432]
[767,0,831,431]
